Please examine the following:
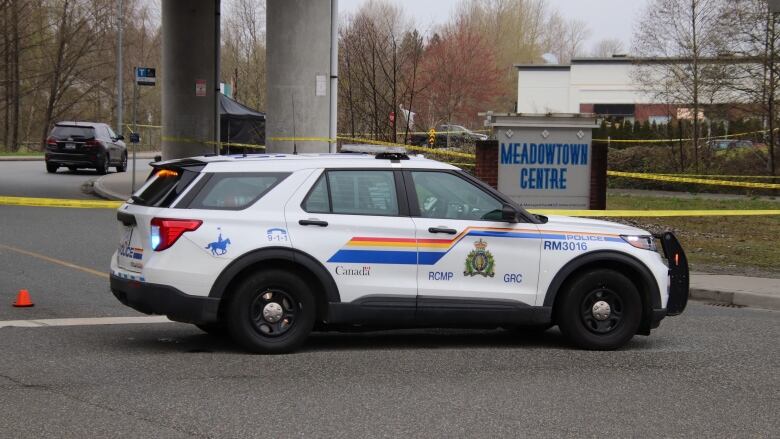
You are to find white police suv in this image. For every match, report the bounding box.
[110,150,688,353]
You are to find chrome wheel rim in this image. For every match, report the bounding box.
[250,289,298,337]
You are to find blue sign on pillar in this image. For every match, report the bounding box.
[135,67,156,86]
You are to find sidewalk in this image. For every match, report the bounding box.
[690,273,780,310]
[93,153,158,201]
[0,155,45,161]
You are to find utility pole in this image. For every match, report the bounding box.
[116,0,123,136]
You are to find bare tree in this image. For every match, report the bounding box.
[721,0,778,176]
[338,1,416,141]
[221,0,266,110]
[544,11,591,64]
[40,0,115,147]
[455,0,551,111]
[633,0,728,172]
[591,38,626,57]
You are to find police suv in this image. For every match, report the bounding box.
[110,150,688,353]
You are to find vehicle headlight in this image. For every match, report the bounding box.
[621,235,657,251]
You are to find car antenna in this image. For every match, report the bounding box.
[291,92,298,155]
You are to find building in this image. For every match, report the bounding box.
[515,56,753,125]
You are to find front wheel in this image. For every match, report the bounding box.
[556,269,642,350]
[226,269,316,354]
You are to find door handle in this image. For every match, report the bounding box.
[299,219,328,227]
[428,227,457,235]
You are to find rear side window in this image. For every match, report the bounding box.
[133,169,199,207]
[51,126,95,140]
[302,170,399,216]
[187,173,289,210]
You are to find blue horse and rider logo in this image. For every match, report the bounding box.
[206,230,231,256]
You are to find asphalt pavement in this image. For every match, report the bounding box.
[0,159,778,437]
[0,304,778,438]
[0,161,107,200]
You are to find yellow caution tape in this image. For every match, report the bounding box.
[531,209,780,217]
[608,171,780,189]
[1,196,778,216]
[268,135,478,160]
[654,173,780,179]
[0,196,122,209]
[160,135,266,150]
[594,127,778,144]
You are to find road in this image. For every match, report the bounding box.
[0,161,778,438]
[0,160,117,199]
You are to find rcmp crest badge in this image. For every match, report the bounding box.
[464,239,495,277]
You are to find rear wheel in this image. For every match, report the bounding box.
[45,163,58,173]
[226,269,315,354]
[96,154,109,175]
[557,269,642,350]
[116,152,127,172]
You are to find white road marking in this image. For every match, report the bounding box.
[0,316,173,328]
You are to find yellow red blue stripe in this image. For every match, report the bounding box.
[327,227,623,265]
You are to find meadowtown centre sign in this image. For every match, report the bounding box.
[482,113,602,209]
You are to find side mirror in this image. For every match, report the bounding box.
[116,135,125,141]
[501,204,518,223]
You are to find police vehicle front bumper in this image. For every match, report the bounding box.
[110,274,220,324]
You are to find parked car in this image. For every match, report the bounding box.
[45,121,127,174]
[708,139,753,150]
[439,124,489,141]
[411,124,489,147]
[110,149,688,354]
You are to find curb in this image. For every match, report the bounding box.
[93,175,129,201]
[690,288,780,311]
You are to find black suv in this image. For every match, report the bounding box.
[45,122,127,174]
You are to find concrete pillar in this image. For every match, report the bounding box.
[266,0,335,153]
[161,0,218,160]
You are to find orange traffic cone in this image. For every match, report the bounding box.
[13,289,34,307]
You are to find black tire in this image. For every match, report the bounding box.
[116,152,127,172]
[226,269,316,354]
[45,163,58,173]
[195,323,228,337]
[96,154,109,175]
[556,269,642,350]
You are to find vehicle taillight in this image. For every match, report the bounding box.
[46,137,57,148]
[84,139,100,150]
[150,218,202,251]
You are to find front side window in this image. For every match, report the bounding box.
[411,171,503,221]
[188,173,288,210]
[302,170,399,216]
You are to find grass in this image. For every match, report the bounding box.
[606,194,780,277]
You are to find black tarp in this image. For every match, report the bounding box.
[220,94,265,153]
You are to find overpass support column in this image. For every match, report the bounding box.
[267,0,336,153]
[161,0,218,160]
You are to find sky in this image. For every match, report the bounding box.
[339,0,650,54]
